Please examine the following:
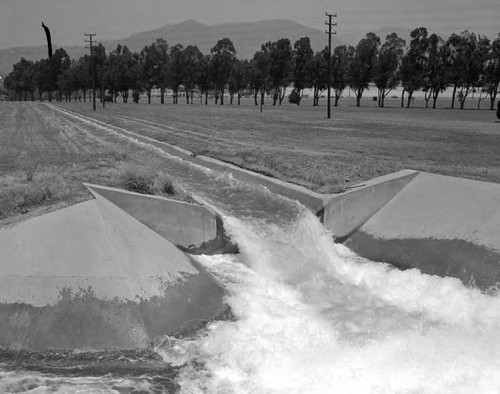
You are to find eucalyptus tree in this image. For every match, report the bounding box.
[27,49,70,102]
[446,31,490,109]
[422,34,451,109]
[140,43,156,103]
[210,37,237,105]
[168,44,185,104]
[6,58,36,100]
[155,39,170,104]
[92,43,108,103]
[292,36,313,105]
[374,33,405,107]
[251,43,272,106]
[482,34,500,110]
[52,48,71,101]
[140,39,169,104]
[228,58,249,105]
[197,54,213,105]
[268,38,293,105]
[34,59,50,101]
[400,27,429,108]
[29,47,71,102]
[310,47,329,106]
[107,45,137,102]
[331,45,355,106]
[349,32,381,107]
[247,56,266,106]
[71,56,91,101]
[182,45,204,104]
[57,60,79,101]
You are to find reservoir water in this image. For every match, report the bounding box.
[2,118,500,393]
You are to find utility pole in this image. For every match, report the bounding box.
[84,33,97,111]
[325,13,337,119]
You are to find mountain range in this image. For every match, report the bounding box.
[0,19,342,76]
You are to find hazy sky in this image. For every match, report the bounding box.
[1,0,498,49]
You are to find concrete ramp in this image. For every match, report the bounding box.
[85,183,236,254]
[324,171,500,290]
[0,190,226,350]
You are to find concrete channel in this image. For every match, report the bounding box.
[1,135,499,349]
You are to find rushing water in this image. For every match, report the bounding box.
[3,112,500,393]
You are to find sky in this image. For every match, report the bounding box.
[0,0,499,49]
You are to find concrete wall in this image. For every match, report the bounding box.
[85,183,236,254]
[337,172,500,290]
[323,170,418,240]
[0,191,227,350]
[69,118,329,216]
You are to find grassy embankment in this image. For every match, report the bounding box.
[59,96,500,193]
[0,102,194,227]
[1,98,499,224]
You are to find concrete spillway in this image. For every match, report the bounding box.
[1,168,499,351]
[203,163,499,291]
[0,185,228,350]
[323,170,500,291]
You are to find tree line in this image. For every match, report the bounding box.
[4,27,500,110]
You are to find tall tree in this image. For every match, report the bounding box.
[92,44,108,103]
[310,47,329,106]
[168,44,185,104]
[331,45,355,106]
[228,58,249,105]
[446,31,490,109]
[6,58,36,101]
[292,37,314,105]
[400,27,429,108]
[268,38,293,105]
[197,54,213,105]
[76,55,92,102]
[182,45,203,104]
[57,60,78,101]
[374,33,405,107]
[481,34,500,110]
[155,39,170,104]
[251,44,272,107]
[46,48,70,101]
[423,34,450,109]
[34,59,50,101]
[349,32,381,107]
[210,37,236,105]
[140,39,169,104]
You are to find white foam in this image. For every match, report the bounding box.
[171,212,500,393]
[0,370,153,393]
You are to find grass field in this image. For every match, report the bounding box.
[57,96,500,192]
[1,98,499,224]
[0,102,193,226]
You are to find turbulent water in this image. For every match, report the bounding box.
[3,123,500,393]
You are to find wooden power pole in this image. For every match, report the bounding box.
[325,13,337,119]
[84,33,97,111]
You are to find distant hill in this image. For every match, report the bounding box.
[0,19,342,75]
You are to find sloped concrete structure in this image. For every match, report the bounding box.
[324,171,500,290]
[84,183,236,254]
[0,190,227,350]
[323,170,419,240]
